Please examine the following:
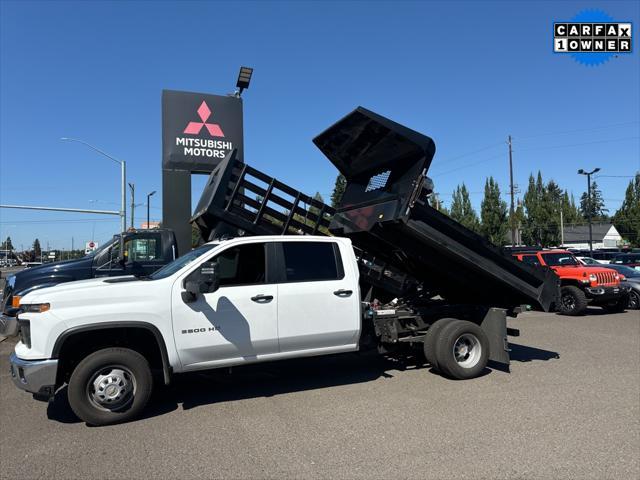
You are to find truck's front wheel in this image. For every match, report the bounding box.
[558,286,588,316]
[67,347,153,426]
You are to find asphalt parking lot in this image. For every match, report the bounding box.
[1,309,638,480]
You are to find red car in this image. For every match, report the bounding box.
[513,249,628,315]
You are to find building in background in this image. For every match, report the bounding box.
[561,223,622,250]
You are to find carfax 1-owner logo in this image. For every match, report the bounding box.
[554,9,633,66]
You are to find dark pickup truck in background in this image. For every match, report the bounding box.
[0,228,177,336]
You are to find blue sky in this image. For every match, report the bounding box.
[1,0,639,251]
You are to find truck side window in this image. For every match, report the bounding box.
[126,238,160,261]
[217,243,266,287]
[282,242,344,282]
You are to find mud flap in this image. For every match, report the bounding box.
[480,308,510,370]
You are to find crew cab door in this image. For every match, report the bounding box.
[275,240,360,353]
[171,241,279,369]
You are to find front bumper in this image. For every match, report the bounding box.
[9,352,58,399]
[0,313,18,337]
[585,285,627,304]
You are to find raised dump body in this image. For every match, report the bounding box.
[313,107,559,311]
[191,150,415,297]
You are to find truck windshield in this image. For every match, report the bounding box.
[147,244,217,280]
[541,253,579,266]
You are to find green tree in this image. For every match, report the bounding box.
[330,174,347,208]
[580,180,608,221]
[561,191,583,226]
[612,173,640,247]
[1,236,13,250]
[32,238,42,258]
[309,192,325,217]
[542,179,563,246]
[450,183,479,232]
[480,177,508,245]
[522,173,543,245]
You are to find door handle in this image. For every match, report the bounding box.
[333,289,353,297]
[251,294,274,303]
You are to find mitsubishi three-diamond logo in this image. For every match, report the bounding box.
[184,101,225,137]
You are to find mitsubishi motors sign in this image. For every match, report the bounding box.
[162,89,243,172]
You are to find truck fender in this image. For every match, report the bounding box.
[51,321,172,385]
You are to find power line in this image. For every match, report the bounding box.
[516,121,640,140]
[518,136,640,152]
[436,141,504,165]
[430,152,504,177]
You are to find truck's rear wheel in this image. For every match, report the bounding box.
[423,318,456,371]
[67,347,153,426]
[434,320,489,380]
[558,286,588,316]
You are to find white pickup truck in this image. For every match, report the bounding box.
[9,235,497,425]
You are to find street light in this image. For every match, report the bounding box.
[61,138,127,253]
[578,167,601,255]
[146,191,156,229]
[235,66,253,97]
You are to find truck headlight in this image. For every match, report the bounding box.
[589,274,597,282]
[20,303,50,313]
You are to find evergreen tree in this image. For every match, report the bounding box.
[542,179,562,246]
[330,174,347,208]
[1,236,13,250]
[480,177,508,245]
[309,192,325,217]
[32,238,42,258]
[612,173,640,247]
[450,183,479,232]
[561,191,583,226]
[522,173,542,245]
[580,180,608,221]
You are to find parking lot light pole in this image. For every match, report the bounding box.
[578,167,601,255]
[61,138,127,253]
[146,191,156,229]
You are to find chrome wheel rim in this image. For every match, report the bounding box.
[452,333,482,369]
[87,365,136,412]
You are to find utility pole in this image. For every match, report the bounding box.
[146,191,156,229]
[128,183,135,229]
[578,168,601,255]
[508,135,515,246]
[560,210,564,246]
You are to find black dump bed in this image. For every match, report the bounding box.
[313,107,559,311]
[192,107,559,311]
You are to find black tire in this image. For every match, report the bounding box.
[602,296,628,314]
[67,347,153,426]
[628,290,640,310]
[434,320,489,380]
[558,286,588,316]
[423,318,457,371]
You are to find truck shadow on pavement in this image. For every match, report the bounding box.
[46,344,560,425]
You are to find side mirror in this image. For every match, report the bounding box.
[181,261,219,303]
[199,261,219,292]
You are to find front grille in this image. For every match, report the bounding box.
[596,271,617,286]
[18,320,31,348]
